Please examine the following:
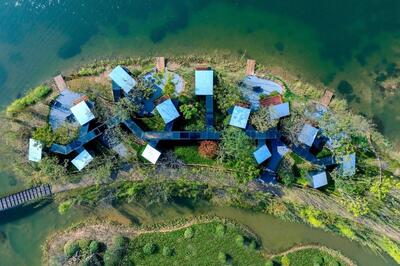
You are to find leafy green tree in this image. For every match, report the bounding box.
[218,251,227,263]
[215,224,226,237]
[64,241,80,258]
[250,107,278,132]
[264,260,273,266]
[114,97,142,120]
[184,227,194,239]
[162,246,173,257]
[32,124,56,147]
[89,240,100,254]
[235,235,244,247]
[281,255,290,266]
[218,127,260,182]
[143,242,156,255]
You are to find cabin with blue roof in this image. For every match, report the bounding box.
[70,101,95,126]
[298,124,319,147]
[308,171,328,189]
[269,102,290,120]
[340,153,356,177]
[49,89,93,130]
[28,139,42,162]
[71,149,93,171]
[229,106,251,129]
[195,70,213,95]
[253,144,271,164]
[156,99,180,124]
[109,65,136,94]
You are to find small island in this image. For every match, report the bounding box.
[0,54,399,265]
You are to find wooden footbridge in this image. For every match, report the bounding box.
[0,184,52,212]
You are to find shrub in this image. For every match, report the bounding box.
[249,240,257,250]
[103,249,120,266]
[77,239,91,251]
[250,107,278,132]
[32,124,57,147]
[281,255,290,266]
[162,246,173,257]
[313,255,323,266]
[58,199,74,214]
[143,242,156,255]
[328,261,340,266]
[89,240,100,254]
[112,234,127,248]
[64,241,80,258]
[218,251,227,263]
[264,260,273,266]
[215,224,226,237]
[184,227,194,239]
[199,141,219,159]
[235,235,244,247]
[6,85,52,116]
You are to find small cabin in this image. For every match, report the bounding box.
[229,106,251,129]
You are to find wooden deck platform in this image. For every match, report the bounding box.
[0,184,52,212]
[54,75,68,92]
[156,57,165,72]
[320,90,334,107]
[246,59,256,76]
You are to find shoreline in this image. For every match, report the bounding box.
[43,216,356,266]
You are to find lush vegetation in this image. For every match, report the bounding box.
[6,85,52,116]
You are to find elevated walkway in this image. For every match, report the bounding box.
[0,185,52,212]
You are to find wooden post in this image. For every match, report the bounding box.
[156,57,165,72]
[246,59,256,76]
[54,74,68,92]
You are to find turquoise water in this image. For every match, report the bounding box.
[0,1,399,265]
[0,0,399,145]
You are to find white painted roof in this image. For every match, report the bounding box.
[269,102,290,120]
[71,149,93,171]
[298,124,319,147]
[253,144,272,164]
[195,70,213,95]
[229,106,251,129]
[70,101,95,125]
[141,144,161,164]
[28,139,42,162]
[310,171,328,188]
[109,65,137,94]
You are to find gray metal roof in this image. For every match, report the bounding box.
[298,124,319,147]
[229,106,251,129]
[109,66,136,94]
[156,99,180,124]
[269,102,290,120]
[195,70,213,95]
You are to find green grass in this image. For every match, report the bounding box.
[174,146,215,165]
[127,221,266,266]
[6,85,52,116]
[275,248,344,266]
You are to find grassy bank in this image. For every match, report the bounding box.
[44,217,351,266]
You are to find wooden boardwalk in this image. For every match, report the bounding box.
[156,57,165,72]
[54,74,68,92]
[0,185,52,212]
[246,59,256,76]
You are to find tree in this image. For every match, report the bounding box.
[264,260,273,266]
[219,127,260,182]
[235,235,244,247]
[162,246,173,257]
[64,241,80,258]
[32,124,56,147]
[114,97,142,120]
[250,107,278,132]
[89,240,100,254]
[184,227,194,239]
[281,255,290,266]
[215,224,226,237]
[313,255,323,266]
[218,251,227,263]
[180,102,201,120]
[143,242,156,255]
[199,141,218,159]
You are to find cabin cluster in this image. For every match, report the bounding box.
[28,58,355,189]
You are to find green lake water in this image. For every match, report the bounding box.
[0,0,399,265]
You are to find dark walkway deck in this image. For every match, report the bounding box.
[0,185,52,212]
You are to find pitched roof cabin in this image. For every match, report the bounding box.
[298,124,319,147]
[109,66,136,94]
[28,139,43,162]
[155,98,180,124]
[195,69,214,95]
[71,149,93,171]
[308,171,328,189]
[141,144,161,164]
[229,106,251,129]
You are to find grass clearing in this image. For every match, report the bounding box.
[174,146,215,165]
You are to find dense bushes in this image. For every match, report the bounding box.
[218,127,260,182]
[184,227,194,239]
[6,85,52,116]
[143,242,157,255]
[64,241,80,258]
[198,140,218,159]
